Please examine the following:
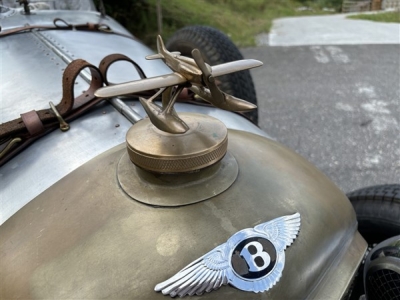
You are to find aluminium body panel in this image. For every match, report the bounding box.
[0,10,269,223]
[0,101,268,225]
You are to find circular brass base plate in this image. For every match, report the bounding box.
[117,151,238,206]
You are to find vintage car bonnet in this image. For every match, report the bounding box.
[1,115,367,299]
[0,7,367,300]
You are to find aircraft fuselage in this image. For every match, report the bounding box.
[162,53,204,85]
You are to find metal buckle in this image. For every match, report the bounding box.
[0,137,22,159]
[49,102,70,132]
[98,24,113,33]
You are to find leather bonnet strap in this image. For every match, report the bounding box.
[0,59,103,166]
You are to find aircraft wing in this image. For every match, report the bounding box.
[95,59,263,98]
[95,72,187,98]
[211,59,262,77]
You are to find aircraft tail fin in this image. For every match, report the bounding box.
[146,35,174,59]
[156,35,167,55]
[146,51,181,60]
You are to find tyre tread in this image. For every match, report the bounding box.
[347,184,400,243]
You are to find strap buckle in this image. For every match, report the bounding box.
[49,102,70,132]
[0,137,22,159]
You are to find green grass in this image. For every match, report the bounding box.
[348,11,400,23]
[152,0,336,47]
[101,0,337,48]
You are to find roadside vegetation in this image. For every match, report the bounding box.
[96,0,340,47]
[348,11,400,23]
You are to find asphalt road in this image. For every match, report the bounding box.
[241,44,399,193]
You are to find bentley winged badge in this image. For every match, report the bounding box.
[155,213,301,297]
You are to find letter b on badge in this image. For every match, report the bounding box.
[240,241,270,272]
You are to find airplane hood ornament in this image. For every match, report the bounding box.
[155,213,301,297]
[95,35,262,134]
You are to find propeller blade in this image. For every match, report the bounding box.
[191,49,225,103]
[191,49,212,79]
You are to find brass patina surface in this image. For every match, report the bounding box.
[0,131,367,299]
[95,36,260,134]
[118,151,238,206]
[126,113,228,173]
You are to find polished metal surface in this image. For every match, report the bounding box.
[308,231,367,299]
[0,8,368,300]
[40,30,172,78]
[96,35,260,134]
[0,10,270,224]
[0,130,367,299]
[0,13,171,124]
[0,103,131,224]
[126,113,228,173]
[95,36,261,99]
[155,213,300,296]
[0,32,74,123]
[0,103,268,225]
[118,151,238,206]
[137,103,271,139]
[139,86,190,134]
[109,98,143,123]
[1,0,96,11]
[0,10,125,32]
[95,71,187,98]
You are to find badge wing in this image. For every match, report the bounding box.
[155,244,230,297]
[254,212,301,251]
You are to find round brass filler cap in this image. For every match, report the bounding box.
[126,113,228,173]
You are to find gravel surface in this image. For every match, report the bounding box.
[241,44,400,193]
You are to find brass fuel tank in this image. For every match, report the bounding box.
[0,116,366,299]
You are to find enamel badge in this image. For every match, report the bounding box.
[155,213,301,297]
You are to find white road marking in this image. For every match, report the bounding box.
[310,46,330,63]
[310,46,350,64]
[395,148,400,167]
[357,83,399,134]
[363,154,382,168]
[357,84,377,98]
[361,100,391,114]
[371,117,398,133]
[325,46,350,63]
[335,102,354,112]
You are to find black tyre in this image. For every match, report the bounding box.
[347,184,400,244]
[166,25,259,125]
